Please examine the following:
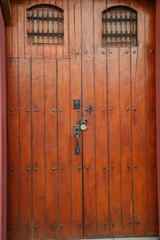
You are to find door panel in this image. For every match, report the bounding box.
[7,0,158,239]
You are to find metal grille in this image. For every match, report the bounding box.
[102,6,137,47]
[27,4,64,45]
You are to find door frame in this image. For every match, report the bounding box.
[0,0,160,239]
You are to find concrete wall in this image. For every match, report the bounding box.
[0,6,7,240]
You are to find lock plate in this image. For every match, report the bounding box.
[74,126,80,137]
[74,100,80,109]
[81,124,87,131]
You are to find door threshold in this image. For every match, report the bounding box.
[82,238,159,240]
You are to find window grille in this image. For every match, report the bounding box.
[27,4,64,45]
[102,6,137,47]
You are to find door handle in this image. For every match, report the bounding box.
[74,126,80,155]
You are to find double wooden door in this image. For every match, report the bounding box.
[7,0,158,239]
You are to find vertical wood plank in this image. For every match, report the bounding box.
[49,0,57,58]
[6,20,12,58]
[94,0,109,237]
[131,0,148,235]
[70,58,83,238]
[11,3,18,58]
[7,59,19,240]
[146,0,158,235]
[56,0,63,59]
[31,0,38,59]
[18,4,25,58]
[45,59,58,239]
[63,0,69,58]
[68,0,74,59]
[24,0,31,59]
[70,2,83,237]
[82,0,96,237]
[19,59,32,239]
[107,48,121,236]
[32,59,45,239]
[120,48,133,236]
[58,59,71,238]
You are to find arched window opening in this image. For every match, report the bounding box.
[102,6,137,47]
[27,4,64,45]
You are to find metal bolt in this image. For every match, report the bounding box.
[35,167,38,171]
[133,107,136,111]
[103,166,107,170]
[59,108,63,112]
[78,166,81,170]
[126,107,129,111]
[52,108,55,112]
[86,166,89,170]
[135,164,138,168]
[110,107,113,111]
[27,167,30,171]
[102,107,105,111]
[104,223,107,226]
[136,220,139,224]
[127,164,130,168]
[10,225,14,231]
[10,167,14,171]
[10,109,13,112]
[150,50,153,54]
[128,221,131,224]
[52,167,56,171]
[111,165,114,169]
[151,107,154,111]
[152,163,155,168]
[60,224,64,228]
[26,109,30,112]
[154,219,158,222]
[60,167,64,171]
[35,108,38,112]
[112,222,115,225]
[35,225,38,229]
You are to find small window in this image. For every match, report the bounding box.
[27,4,64,45]
[102,6,137,47]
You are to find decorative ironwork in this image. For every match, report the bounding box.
[27,4,64,45]
[102,6,137,47]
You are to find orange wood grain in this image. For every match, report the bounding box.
[19,59,32,239]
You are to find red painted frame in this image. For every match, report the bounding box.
[156,0,160,239]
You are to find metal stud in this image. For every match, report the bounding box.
[112,222,115,225]
[86,166,89,170]
[151,107,154,111]
[35,225,38,230]
[27,167,30,171]
[133,51,136,54]
[150,50,153,54]
[110,107,113,111]
[52,167,56,171]
[154,219,158,223]
[127,164,130,169]
[10,167,14,171]
[52,108,55,112]
[26,109,30,112]
[128,221,131,225]
[136,220,139,224]
[10,225,14,231]
[102,51,105,54]
[35,167,38,171]
[103,166,107,170]
[60,224,64,228]
[133,107,136,111]
[102,107,105,111]
[135,164,138,168]
[111,165,114,169]
[60,167,64,171]
[78,166,81,170]
[10,109,13,112]
[59,108,63,112]
[104,223,107,226]
[87,224,90,227]
[152,163,155,168]
[35,108,38,112]
[77,109,80,112]
[126,107,129,111]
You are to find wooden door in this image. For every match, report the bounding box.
[7,0,158,239]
